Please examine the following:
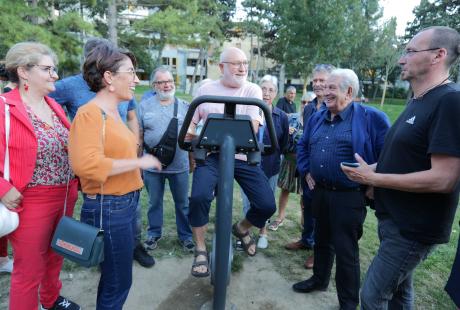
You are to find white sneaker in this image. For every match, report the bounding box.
[0,257,13,273]
[257,235,268,249]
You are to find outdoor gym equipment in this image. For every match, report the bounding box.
[178,95,278,310]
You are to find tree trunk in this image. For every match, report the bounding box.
[189,48,205,96]
[380,65,389,107]
[30,0,38,25]
[279,64,285,96]
[108,0,118,46]
[199,51,206,82]
[249,34,254,82]
[254,37,261,82]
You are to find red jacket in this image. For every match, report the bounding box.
[0,88,71,207]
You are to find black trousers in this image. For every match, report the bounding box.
[311,186,367,310]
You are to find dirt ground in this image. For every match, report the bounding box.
[1,254,339,310]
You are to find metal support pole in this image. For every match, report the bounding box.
[213,135,235,310]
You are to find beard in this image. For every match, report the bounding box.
[157,89,175,100]
[222,72,247,88]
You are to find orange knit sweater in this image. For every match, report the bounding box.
[69,102,143,195]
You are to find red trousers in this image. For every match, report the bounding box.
[8,180,78,310]
[0,236,7,257]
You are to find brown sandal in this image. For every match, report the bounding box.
[191,250,210,278]
[232,223,256,256]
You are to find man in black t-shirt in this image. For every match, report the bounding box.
[342,26,460,309]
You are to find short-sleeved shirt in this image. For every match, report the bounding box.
[192,80,263,161]
[374,83,460,244]
[139,96,189,174]
[49,74,136,122]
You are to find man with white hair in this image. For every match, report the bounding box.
[293,68,390,310]
[186,47,276,277]
[139,67,194,253]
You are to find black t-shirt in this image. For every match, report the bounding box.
[374,83,460,244]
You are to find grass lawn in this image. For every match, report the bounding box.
[27,93,449,308]
[132,89,457,308]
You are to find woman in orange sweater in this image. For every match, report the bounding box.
[69,44,161,310]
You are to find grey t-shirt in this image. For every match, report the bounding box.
[139,96,189,173]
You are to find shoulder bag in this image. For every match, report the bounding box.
[144,98,178,168]
[51,110,107,267]
[0,96,19,237]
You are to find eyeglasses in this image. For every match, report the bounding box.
[401,47,440,57]
[31,65,58,77]
[116,69,137,80]
[222,61,249,68]
[153,79,174,86]
[261,87,276,94]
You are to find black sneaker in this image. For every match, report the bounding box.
[180,239,195,253]
[144,236,161,250]
[133,244,155,268]
[41,296,80,310]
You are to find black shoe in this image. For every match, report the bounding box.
[133,245,155,268]
[41,296,80,310]
[292,278,327,293]
[180,239,195,253]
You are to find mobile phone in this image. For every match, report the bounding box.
[341,162,360,168]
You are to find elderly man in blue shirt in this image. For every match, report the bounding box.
[293,68,390,310]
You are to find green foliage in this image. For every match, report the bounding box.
[0,0,94,75]
[241,0,391,83]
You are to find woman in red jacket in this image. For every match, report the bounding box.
[1,42,80,310]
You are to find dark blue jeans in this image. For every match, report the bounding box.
[143,170,192,241]
[361,218,434,310]
[189,154,276,229]
[300,177,315,247]
[80,190,139,310]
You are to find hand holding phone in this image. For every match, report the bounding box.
[341,162,360,168]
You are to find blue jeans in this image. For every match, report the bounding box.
[241,174,278,216]
[189,154,276,228]
[144,170,192,241]
[80,190,139,310]
[361,218,434,310]
[134,199,142,246]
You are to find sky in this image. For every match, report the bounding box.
[381,0,421,36]
[235,0,421,37]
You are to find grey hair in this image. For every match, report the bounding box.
[301,91,316,102]
[151,66,172,83]
[423,26,460,68]
[5,42,58,83]
[329,68,360,99]
[285,85,296,93]
[259,74,278,92]
[83,37,113,59]
[313,64,335,75]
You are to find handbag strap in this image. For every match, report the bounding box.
[99,110,106,231]
[173,97,178,118]
[62,110,106,232]
[0,96,10,182]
